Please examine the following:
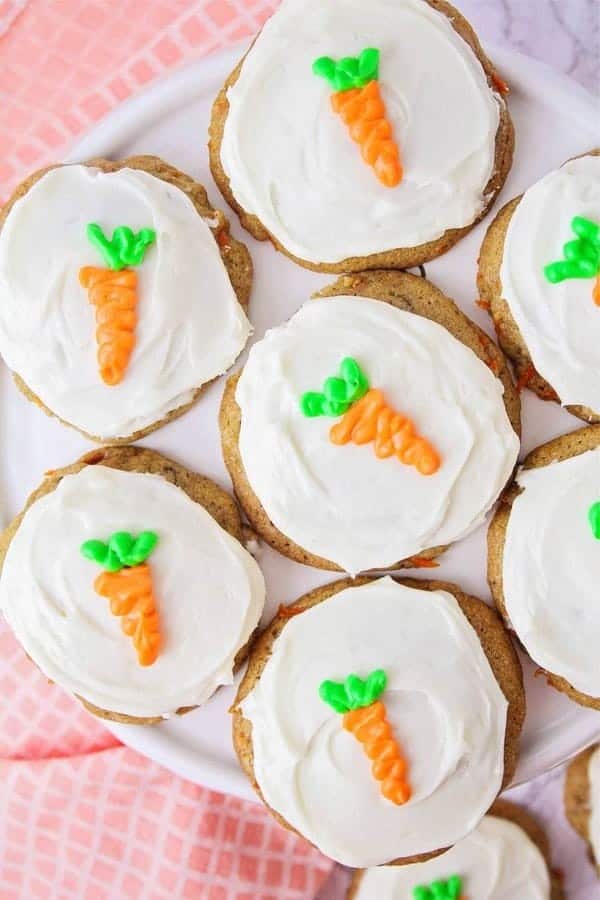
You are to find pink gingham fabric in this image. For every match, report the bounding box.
[0,1,335,897]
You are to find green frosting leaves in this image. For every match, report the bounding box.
[544,216,600,283]
[588,501,600,539]
[319,669,387,713]
[412,875,462,900]
[312,47,380,92]
[300,357,369,418]
[81,530,159,572]
[86,223,156,270]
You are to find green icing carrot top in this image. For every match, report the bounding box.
[80,530,159,572]
[412,875,463,900]
[312,47,380,92]
[544,216,600,306]
[86,223,156,270]
[300,357,369,417]
[319,669,387,712]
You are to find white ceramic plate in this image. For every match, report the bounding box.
[2,43,598,802]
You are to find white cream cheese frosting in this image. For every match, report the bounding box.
[502,448,600,698]
[236,296,519,574]
[241,578,508,867]
[0,466,265,718]
[353,813,551,899]
[499,155,600,410]
[588,745,600,864]
[0,165,252,438]
[220,0,502,264]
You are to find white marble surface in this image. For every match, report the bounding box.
[317,2,599,898]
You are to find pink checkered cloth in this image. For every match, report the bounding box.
[0,1,334,898]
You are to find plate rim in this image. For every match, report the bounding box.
[64,42,600,800]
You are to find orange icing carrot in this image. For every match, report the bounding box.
[594,273,600,306]
[320,670,411,806]
[81,223,156,386]
[81,530,161,667]
[330,388,440,475]
[343,700,411,805]
[331,80,403,188]
[95,564,161,667]
[313,49,402,188]
[79,267,138,386]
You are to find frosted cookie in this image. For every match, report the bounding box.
[220,271,520,574]
[0,446,265,724]
[478,150,600,422]
[0,156,253,442]
[488,425,600,709]
[232,576,525,868]
[209,0,513,273]
[565,744,600,874]
[348,800,562,899]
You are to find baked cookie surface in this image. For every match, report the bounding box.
[210,0,513,272]
[221,271,520,574]
[348,799,562,899]
[565,743,600,874]
[488,425,600,708]
[232,576,524,868]
[0,446,265,724]
[0,156,253,442]
[478,150,600,422]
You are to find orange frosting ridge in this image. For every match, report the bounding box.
[79,266,138,386]
[343,700,411,805]
[331,80,403,188]
[329,388,440,475]
[94,563,161,667]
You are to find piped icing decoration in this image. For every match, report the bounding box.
[319,668,411,805]
[81,530,161,667]
[544,216,600,305]
[300,357,369,417]
[80,223,156,386]
[589,501,600,539]
[301,357,441,475]
[312,48,403,188]
[330,388,441,475]
[413,876,464,900]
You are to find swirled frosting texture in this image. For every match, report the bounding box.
[220,0,501,264]
[236,297,519,574]
[353,814,550,899]
[503,449,600,698]
[241,578,508,867]
[0,466,265,718]
[0,165,252,438]
[499,156,600,409]
[588,746,600,864]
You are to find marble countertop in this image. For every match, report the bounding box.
[319,3,599,898]
[458,0,599,93]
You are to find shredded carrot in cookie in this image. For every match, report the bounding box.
[477,334,502,375]
[277,603,305,619]
[516,362,536,393]
[79,267,137,386]
[406,556,440,569]
[475,299,491,311]
[330,388,440,475]
[491,71,510,95]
